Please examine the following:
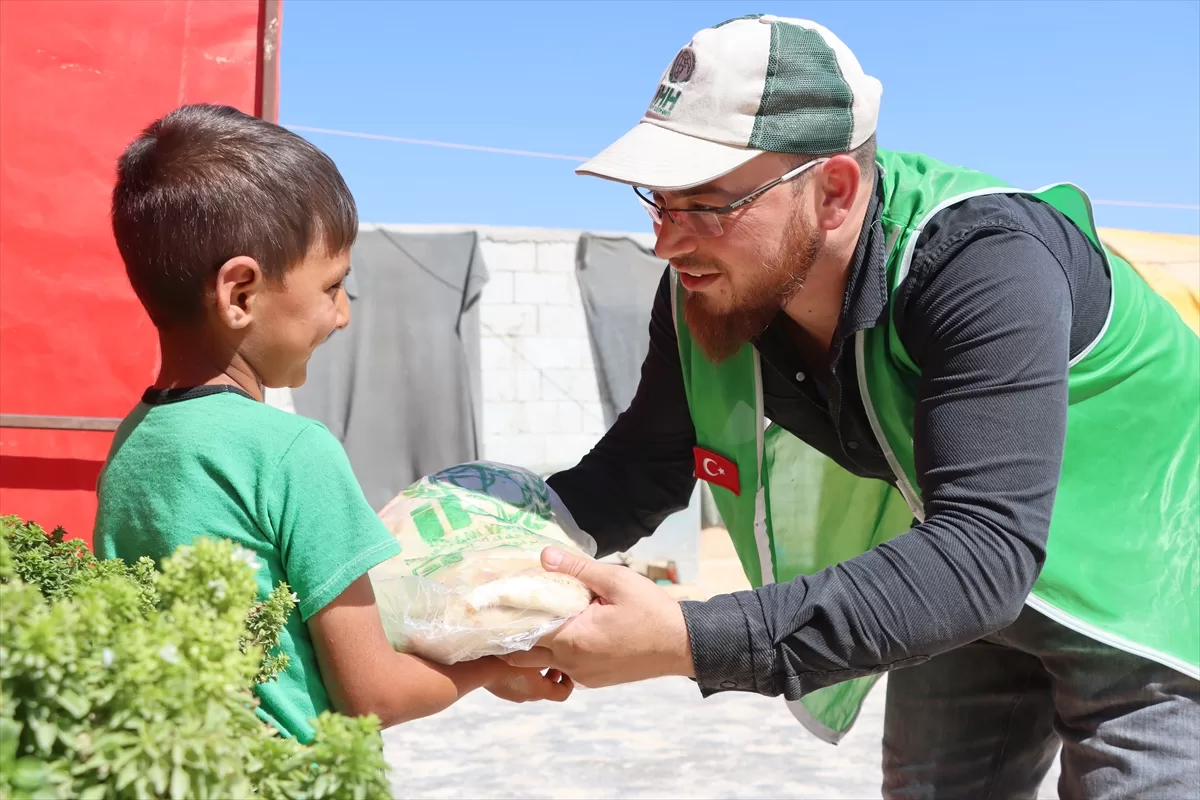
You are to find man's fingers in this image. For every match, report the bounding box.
[541,671,574,702]
[541,546,628,598]
[500,645,554,669]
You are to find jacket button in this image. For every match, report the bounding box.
[720,680,737,689]
[795,371,806,382]
[846,440,859,450]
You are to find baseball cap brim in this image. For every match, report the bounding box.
[575,121,762,192]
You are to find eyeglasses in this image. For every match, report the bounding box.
[634,158,830,238]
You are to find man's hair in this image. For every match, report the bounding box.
[111,103,358,328]
[787,134,878,183]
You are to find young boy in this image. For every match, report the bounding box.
[94,104,571,744]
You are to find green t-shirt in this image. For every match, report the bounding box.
[94,388,402,744]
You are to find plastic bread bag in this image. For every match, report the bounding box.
[368,461,599,665]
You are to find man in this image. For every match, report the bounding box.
[505,13,1200,799]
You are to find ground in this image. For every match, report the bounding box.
[382,674,1061,799]
[382,528,1061,799]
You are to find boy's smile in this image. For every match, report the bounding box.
[247,249,353,390]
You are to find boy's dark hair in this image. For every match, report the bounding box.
[111,104,358,328]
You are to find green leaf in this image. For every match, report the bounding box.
[169,765,190,800]
[312,772,333,799]
[12,757,48,789]
[55,688,89,719]
[115,758,140,791]
[148,762,168,794]
[0,717,21,767]
[78,784,109,800]
[28,718,57,754]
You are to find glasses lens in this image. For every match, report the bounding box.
[633,187,723,237]
[676,211,723,237]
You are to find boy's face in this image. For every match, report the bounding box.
[241,249,352,389]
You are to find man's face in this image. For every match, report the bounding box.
[245,248,352,389]
[652,154,823,362]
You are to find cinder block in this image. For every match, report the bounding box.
[480,336,516,370]
[483,270,515,305]
[263,387,295,413]
[519,336,586,370]
[555,402,584,434]
[514,272,572,307]
[582,402,608,434]
[562,273,585,308]
[538,305,589,338]
[514,368,542,401]
[481,241,536,272]
[484,402,522,437]
[484,434,546,470]
[481,304,538,337]
[541,368,600,401]
[481,368,516,402]
[545,434,605,470]
[534,241,578,273]
[521,401,561,435]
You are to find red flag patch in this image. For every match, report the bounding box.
[693,446,740,496]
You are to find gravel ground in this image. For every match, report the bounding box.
[383,674,1062,799]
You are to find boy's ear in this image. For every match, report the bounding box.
[214,256,264,330]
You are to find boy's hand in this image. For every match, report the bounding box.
[485,664,574,704]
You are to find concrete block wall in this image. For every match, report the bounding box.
[379,224,657,475]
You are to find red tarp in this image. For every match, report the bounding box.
[0,0,280,545]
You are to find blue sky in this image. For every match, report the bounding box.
[281,0,1200,235]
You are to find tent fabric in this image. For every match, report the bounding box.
[575,234,667,427]
[292,229,489,511]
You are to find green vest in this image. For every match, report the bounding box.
[673,149,1200,743]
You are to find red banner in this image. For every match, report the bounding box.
[0,0,280,544]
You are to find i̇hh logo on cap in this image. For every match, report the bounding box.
[649,46,695,119]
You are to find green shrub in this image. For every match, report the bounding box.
[0,516,392,799]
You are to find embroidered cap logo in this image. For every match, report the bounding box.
[648,46,695,119]
[668,47,695,83]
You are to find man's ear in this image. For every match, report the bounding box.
[214,256,264,330]
[813,155,862,231]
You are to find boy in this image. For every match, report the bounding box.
[94,104,571,744]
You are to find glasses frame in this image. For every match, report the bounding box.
[634,157,830,237]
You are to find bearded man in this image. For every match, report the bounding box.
[506,14,1200,799]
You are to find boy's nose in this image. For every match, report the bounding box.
[335,287,352,329]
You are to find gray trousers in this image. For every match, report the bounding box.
[882,606,1200,800]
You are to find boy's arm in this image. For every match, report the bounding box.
[272,422,571,728]
[308,575,494,724]
[308,575,571,726]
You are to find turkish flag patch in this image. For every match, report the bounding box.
[693,446,741,496]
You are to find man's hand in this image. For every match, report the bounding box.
[485,664,574,704]
[501,547,696,688]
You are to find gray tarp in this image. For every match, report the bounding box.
[575,234,665,426]
[292,228,488,511]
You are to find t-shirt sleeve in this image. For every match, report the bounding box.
[268,423,402,620]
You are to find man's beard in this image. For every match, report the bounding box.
[682,215,821,363]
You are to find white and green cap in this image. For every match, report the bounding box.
[577,14,882,191]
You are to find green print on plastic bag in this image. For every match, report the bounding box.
[403,463,553,536]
